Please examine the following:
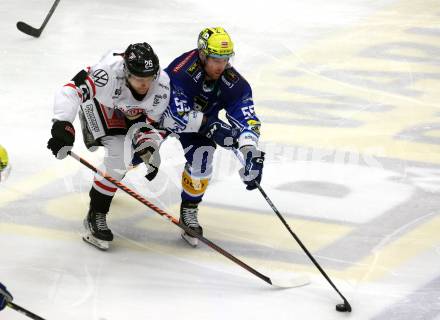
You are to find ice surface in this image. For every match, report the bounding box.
[1,0,440,319]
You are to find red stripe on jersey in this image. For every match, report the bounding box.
[159,131,167,138]
[172,50,196,73]
[146,115,155,124]
[64,83,82,99]
[86,76,96,97]
[94,179,117,193]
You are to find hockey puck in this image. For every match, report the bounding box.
[336,303,351,312]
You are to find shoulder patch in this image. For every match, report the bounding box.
[221,68,240,88]
[186,61,200,76]
[224,69,239,83]
[92,69,109,87]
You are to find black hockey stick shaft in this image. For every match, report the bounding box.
[7,302,46,320]
[16,0,60,37]
[254,181,352,311]
[68,151,274,286]
[233,148,350,309]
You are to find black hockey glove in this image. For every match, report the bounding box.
[47,121,75,159]
[133,129,165,181]
[0,282,13,311]
[200,116,239,149]
[239,146,265,190]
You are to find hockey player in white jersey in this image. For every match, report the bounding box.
[47,43,170,250]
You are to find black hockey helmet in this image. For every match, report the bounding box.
[124,42,160,78]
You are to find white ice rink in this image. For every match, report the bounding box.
[1,0,440,319]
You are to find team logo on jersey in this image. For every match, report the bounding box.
[122,107,144,120]
[92,69,109,87]
[222,69,239,88]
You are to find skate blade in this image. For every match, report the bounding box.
[82,233,110,251]
[181,232,198,247]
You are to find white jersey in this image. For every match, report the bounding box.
[53,49,170,124]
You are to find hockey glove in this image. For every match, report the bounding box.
[133,129,166,181]
[0,282,13,311]
[200,116,239,149]
[47,121,75,159]
[239,146,265,190]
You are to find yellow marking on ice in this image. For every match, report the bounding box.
[425,130,440,138]
[134,205,353,271]
[44,191,148,221]
[0,161,80,208]
[0,222,172,254]
[0,223,77,241]
[262,122,435,163]
[251,0,440,164]
[203,206,352,252]
[2,212,440,283]
[135,204,353,253]
[344,215,440,282]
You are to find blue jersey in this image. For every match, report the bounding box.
[162,49,261,148]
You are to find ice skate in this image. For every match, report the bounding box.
[180,201,203,247]
[82,208,113,251]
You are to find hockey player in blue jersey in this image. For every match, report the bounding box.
[161,27,265,246]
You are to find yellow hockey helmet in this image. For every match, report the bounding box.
[0,144,10,182]
[0,145,8,171]
[197,27,234,58]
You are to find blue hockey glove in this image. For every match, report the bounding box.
[200,116,239,149]
[239,146,265,190]
[0,282,13,311]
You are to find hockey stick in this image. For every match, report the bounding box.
[234,149,352,312]
[7,302,46,320]
[68,151,309,288]
[16,0,60,38]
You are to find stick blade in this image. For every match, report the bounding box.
[271,274,310,288]
[16,21,41,37]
